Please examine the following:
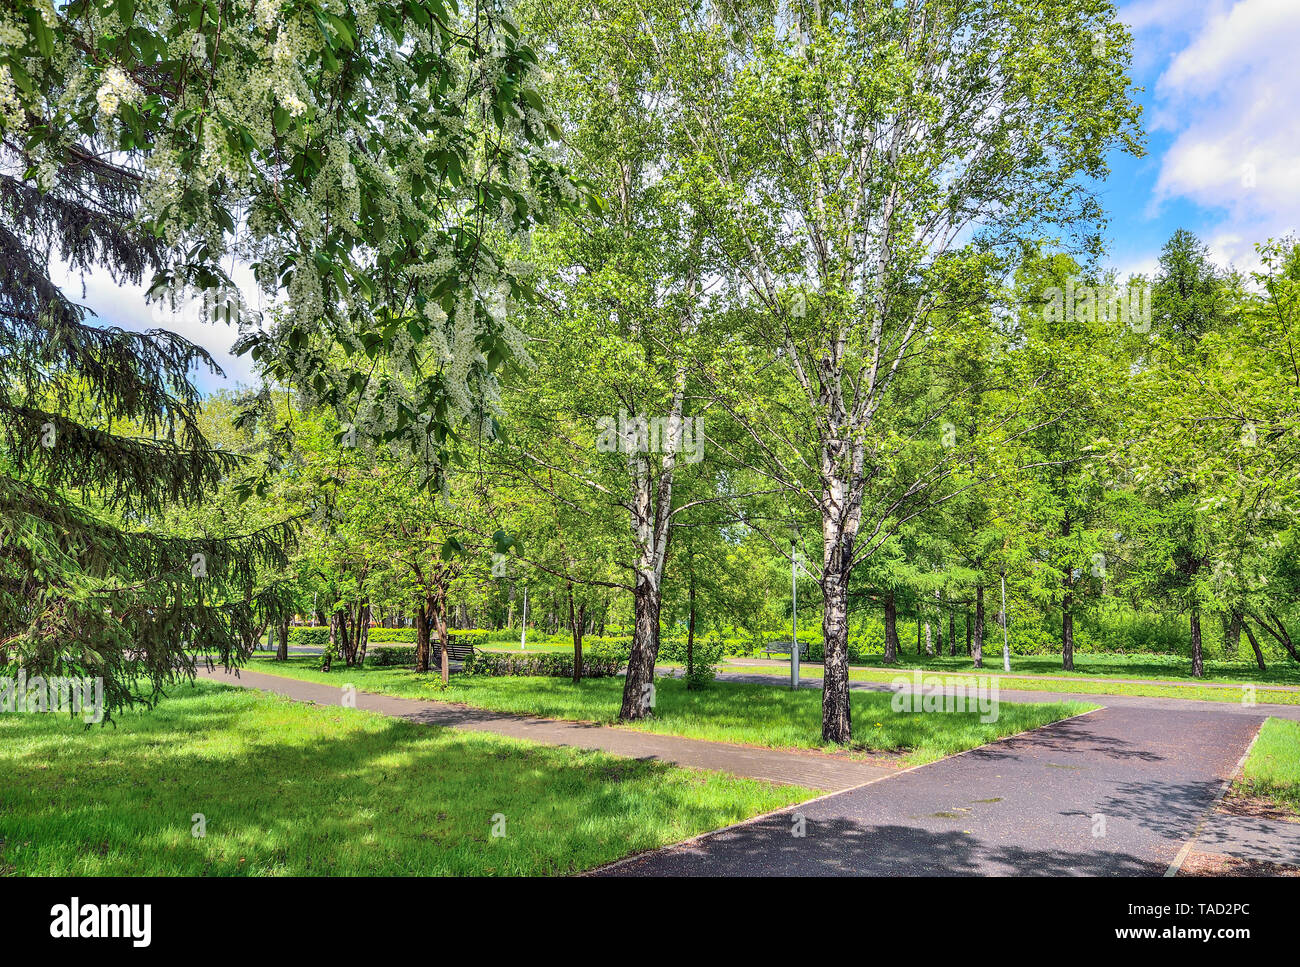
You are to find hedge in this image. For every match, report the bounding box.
[463,645,624,678]
[287,627,488,647]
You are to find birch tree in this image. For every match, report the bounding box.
[657,0,1141,740]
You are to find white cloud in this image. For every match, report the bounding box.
[52,261,264,392]
[1147,0,1300,256]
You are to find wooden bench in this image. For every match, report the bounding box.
[440,637,476,661]
[762,640,806,659]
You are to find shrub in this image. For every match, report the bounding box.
[657,635,725,666]
[368,646,416,666]
[366,627,417,643]
[289,626,489,648]
[464,645,624,678]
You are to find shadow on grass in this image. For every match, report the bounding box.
[0,684,803,876]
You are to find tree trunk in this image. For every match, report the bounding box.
[1221,612,1241,659]
[1060,514,1073,671]
[1190,604,1203,678]
[617,391,681,720]
[1062,589,1074,671]
[949,610,956,657]
[972,585,985,669]
[966,608,972,655]
[820,563,852,744]
[1253,611,1300,662]
[355,603,371,667]
[567,582,584,685]
[686,559,697,685]
[337,608,354,666]
[620,580,661,720]
[1243,619,1268,671]
[325,610,339,672]
[415,593,432,674]
[883,589,899,664]
[435,593,450,685]
[275,618,289,662]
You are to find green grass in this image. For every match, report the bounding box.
[0,681,813,876]
[242,656,1091,764]
[726,659,1300,705]
[1236,717,1300,816]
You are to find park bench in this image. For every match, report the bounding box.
[440,637,476,661]
[762,640,806,659]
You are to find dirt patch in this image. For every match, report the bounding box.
[1178,850,1300,877]
[1220,789,1300,824]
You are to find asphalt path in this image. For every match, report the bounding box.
[599,703,1266,876]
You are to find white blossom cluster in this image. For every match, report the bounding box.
[6,0,573,483]
[94,66,142,118]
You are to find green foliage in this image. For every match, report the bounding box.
[287,626,488,647]
[463,646,625,678]
[1,0,581,483]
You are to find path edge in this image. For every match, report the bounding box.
[1163,718,1266,878]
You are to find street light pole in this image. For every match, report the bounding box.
[520,586,528,651]
[1001,570,1011,672]
[791,537,799,691]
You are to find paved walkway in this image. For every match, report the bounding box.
[714,670,1300,720]
[599,704,1267,876]
[1191,810,1300,867]
[207,661,1298,876]
[196,666,891,792]
[720,657,1300,693]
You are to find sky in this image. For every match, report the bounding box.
[1106,0,1300,278]
[58,0,1300,393]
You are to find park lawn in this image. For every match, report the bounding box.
[726,660,1300,706]
[242,656,1092,764]
[1235,718,1300,816]
[0,681,812,876]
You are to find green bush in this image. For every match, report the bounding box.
[366,628,417,643]
[288,626,331,646]
[368,646,417,666]
[289,626,489,648]
[464,643,625,678]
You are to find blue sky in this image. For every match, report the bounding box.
[63,0,1300,392]
[1105,0,1300,279]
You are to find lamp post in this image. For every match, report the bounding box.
[790,528,799,691]
[520,585,528,650]
[1000,569,1010,672]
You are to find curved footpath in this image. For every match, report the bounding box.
[601,671,1300,875]
[198,663,1300,876]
